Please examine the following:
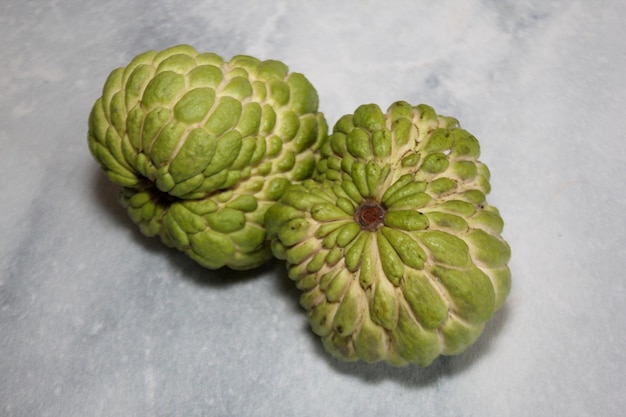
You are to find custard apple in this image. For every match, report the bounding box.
[265,101,511,365]
[88,45,327,269]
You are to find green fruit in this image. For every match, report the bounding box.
[265,101,511,365]
[88,45,327,269]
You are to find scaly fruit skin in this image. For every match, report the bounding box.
[88,45,327,269]
[265,101,511,365]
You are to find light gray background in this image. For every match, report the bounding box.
[1,1,625,416]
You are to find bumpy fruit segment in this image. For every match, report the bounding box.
[265,101,510,365]
[88,45,327,269]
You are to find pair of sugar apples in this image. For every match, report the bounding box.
[88,45,511,366]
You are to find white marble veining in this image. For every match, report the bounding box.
[1,0,625,416]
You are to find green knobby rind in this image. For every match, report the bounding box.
[120,177,292,270]
[89,45,328,270]
[266,101,511,366]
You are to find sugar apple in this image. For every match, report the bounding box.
[88,45,327,269]
[265,101,511,366]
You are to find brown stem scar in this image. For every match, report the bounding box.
[355,200,385,231]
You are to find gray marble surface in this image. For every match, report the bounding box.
[1,0,625,416]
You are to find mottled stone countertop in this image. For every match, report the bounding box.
[1,1,624,416]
